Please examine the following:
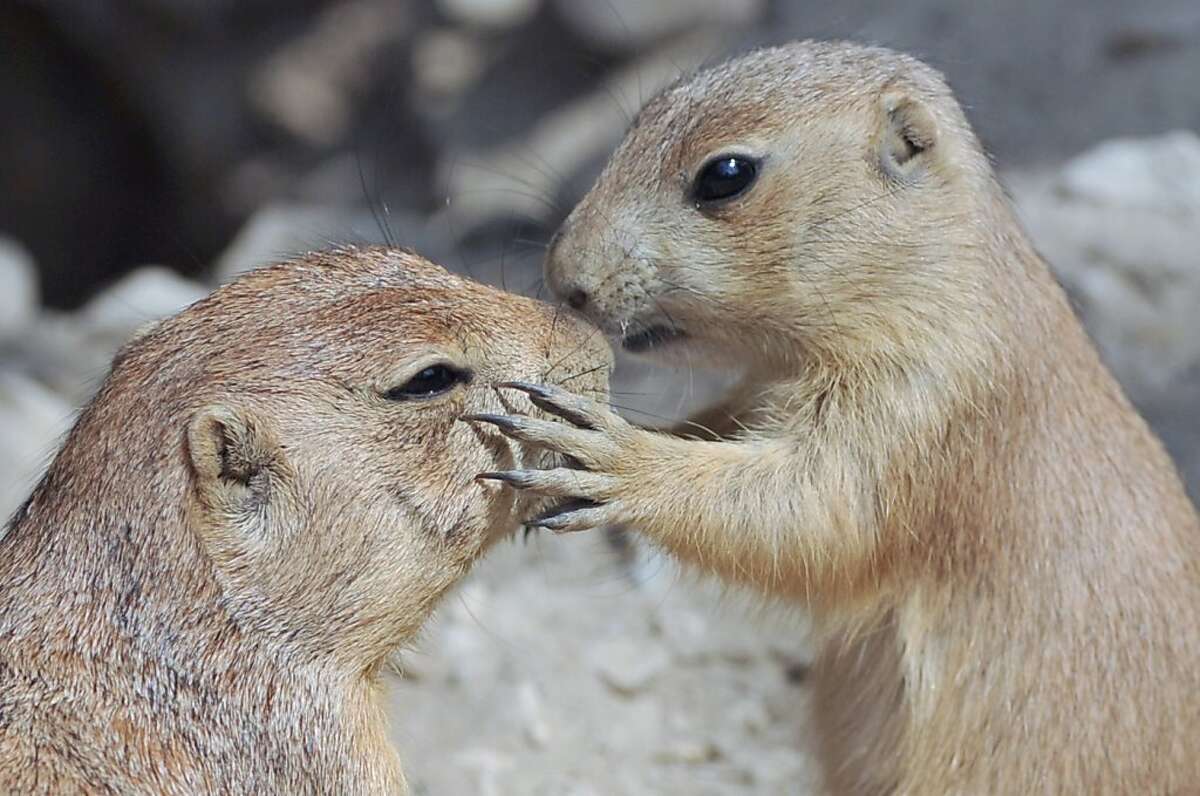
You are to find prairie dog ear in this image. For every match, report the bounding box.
[878,89,939,178]
[186,404,283,513]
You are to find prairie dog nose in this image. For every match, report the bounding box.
[544,228,590,310]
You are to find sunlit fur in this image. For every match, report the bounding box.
[546,41,1200,793]
[0,247,610,794]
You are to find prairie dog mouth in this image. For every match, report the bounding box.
[621,324,687,353]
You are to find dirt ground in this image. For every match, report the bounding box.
[388,536,823,795]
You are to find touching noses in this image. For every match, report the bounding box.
[545,228,590,311]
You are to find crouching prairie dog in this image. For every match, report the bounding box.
[0,246,610,794]
[473,41,1200,793]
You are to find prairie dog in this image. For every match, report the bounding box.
[0,247,610,794]
[475,41,1200,793]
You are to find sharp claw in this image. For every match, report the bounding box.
[475,471,516,484]
[498,382,598,430]
[497,381,553,399]
[531,498,600,527]
[461,413,522,431]
[476,470,546,490]
[528,397,596,429]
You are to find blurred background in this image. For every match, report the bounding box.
[2,1,1199,792]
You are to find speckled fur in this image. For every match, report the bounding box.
[532,41,1200,793]
[0,247,610,794]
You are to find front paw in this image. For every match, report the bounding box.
[466,382,641,532]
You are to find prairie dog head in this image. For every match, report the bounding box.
[100,247,610,666]
[545,41,998,370]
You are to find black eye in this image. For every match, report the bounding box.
[385,364,472,401]
[692,155,759,205]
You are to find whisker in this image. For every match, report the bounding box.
[555,363,607,386]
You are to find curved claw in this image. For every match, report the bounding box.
[465,411,616,468]
[461,413,523,432]
[476,468,616,499]
[529,498,614,533]
[498,381,616,431]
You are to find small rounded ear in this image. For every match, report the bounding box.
[186,404,283,513]
[878,90,938,178]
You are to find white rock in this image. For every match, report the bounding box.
[82,267,210,345]
[515,680,552,748]
[1009,158,1200,394]
[437,0,541,28]
[0,236,39,340]
[1058,130,1200,213]
[453,748,515,796]
[4,313,110,406]
[553,0,763,51]
[0,372,74,525]
[728,697,771,736]
[749,747,810,788]
[590,637,672,696]
[656,604,712,663]
[653,737,721,764]
[412,28,486,100]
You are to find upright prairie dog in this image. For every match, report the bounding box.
[474,41,1200,793]
[0,247,610,794]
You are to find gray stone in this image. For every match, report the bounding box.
[552,0,763,52]
[1009,153,1200,396]
[0,372,74,525]
[83,267,210,346]
[590,637,672,696]
[653,737,721,764]
[435,29,723,235]
[6,313,111,406]
[437,0,542,29]
[515,680,552,749]
[1057,131,1200,214]
[0,236,39,341]
[213,204,361,284]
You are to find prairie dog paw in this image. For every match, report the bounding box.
[467,382,647,532]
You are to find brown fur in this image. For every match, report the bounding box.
[525,41,1200,793]
[0,247,610,794]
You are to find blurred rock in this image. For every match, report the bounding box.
[748,747,810,789]
[0,371,73,525]
[412,28,488,103]
[454,747,516,796]
[214,204,362,284]
[1010,144,1200,396]
[0,236,39,340]
[1058,130,1200,214]
[248,0,412,147]
[590,637,672,696]
[552,0,763,52]
[437,0,542,29]
[8,313,110,405]
[437,29,721,234]
[728,697,771,736]
[82,267,210,348]
[515,680,552,748]
[653,737,721,764]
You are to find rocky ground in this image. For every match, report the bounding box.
[3,1,1199,793]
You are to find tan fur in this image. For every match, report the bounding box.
[534,41,1200,793]
[0,247,610,794]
